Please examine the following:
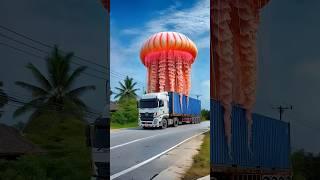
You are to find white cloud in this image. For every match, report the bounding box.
[196,35,210,49]
[119,0,210,55]
[121,28,141,35]
[145,0,209,35]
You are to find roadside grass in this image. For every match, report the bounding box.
[182,131,210,180]
[110,121,138,129]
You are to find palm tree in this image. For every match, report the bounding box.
[0,81,8,118]
[114,76,139,100]
[14,46,95,119]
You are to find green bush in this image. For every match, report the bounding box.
[201,109,210,121]
[111,98,138,125]
[292,149,320,180]
[0,112,91,180]
[0,154,90,180]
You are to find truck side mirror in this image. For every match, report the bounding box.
[159,100,164,107]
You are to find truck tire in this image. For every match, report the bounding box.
[173,118,179,127]
[161,119,167,129]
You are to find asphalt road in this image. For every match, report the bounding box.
[110,121,210,180]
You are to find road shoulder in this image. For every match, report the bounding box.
[153,133,205,180]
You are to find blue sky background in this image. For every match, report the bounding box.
[110,0,210,110]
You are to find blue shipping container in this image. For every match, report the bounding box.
[168,92,201,116]
[210,100,291,169]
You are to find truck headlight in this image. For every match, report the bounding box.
[153,119,158,124]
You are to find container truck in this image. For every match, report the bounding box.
[210,100,292,180]
[138,92,201,129]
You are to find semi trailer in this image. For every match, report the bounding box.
[138,92,201,129]
[210,100,292,180]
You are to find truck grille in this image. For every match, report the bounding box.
[140,113,154,121]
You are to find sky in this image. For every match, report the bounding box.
[110,0,210,110]
[0,0,320,153]
[255,0,320,153]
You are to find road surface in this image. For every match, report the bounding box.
[110,121,210,180]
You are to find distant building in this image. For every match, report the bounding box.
[110,101,118,112]
[0,124,45,160]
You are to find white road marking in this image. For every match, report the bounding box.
[110,125,205,149]
[110,134,162,150]
[110,129,209,179]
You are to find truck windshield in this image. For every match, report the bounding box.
[139,98,158,108]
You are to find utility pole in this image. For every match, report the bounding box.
[272,105,293,121]
[195,94,202,100]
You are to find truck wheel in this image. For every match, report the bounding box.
[161,119,167,129]
[173,118,179,127]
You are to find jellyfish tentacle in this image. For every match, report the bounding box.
[183,60,190,96]
[158,51,167,92]
[168,50,176,92]
[176,53,184,95]
[214,0,233,149]
[149,56,158,92]
[235,0,259,146]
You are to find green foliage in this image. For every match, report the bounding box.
[292,149,320,180]
[1,47,94,179]
[14,46,95,120]
[111,98,138,126]
[114,76,139,100]
[201,109,210,121]
[0,156,49,180]
[0,112,91,179]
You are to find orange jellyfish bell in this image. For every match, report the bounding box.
[140,32,198,96]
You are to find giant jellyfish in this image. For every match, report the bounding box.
[140,32,198,97]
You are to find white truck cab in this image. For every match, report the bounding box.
[138,92,176,128]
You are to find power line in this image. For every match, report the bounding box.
[0,24,107,70]
[0,24,141,81]
[0,40,145,87]
[1,84,105,119]
[5,102,98,120]
[1,93,102,120]
[0,42,107,81]
[0,25,146,93]
[0,32,108,76]
[4,90,102,115]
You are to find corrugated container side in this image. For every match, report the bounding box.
[210,100,290,169]
[169,92,201,116]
